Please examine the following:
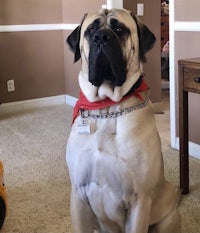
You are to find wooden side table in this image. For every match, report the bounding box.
[178,58,200,194]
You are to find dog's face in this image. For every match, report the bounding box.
[67,8,156,102]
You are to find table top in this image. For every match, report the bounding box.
[178,57,200,65]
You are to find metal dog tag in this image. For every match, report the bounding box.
[76,119,91,134]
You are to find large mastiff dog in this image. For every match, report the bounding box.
[66,8,181,233]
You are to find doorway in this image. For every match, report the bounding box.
[161,1,169,90]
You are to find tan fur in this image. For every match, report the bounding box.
[66,8,181,233]
[79,9,142,102]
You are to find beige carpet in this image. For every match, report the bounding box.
[0,102,199,233]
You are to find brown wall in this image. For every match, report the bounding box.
[0,0,64,103]
[124,0,161,102]
[0,0,63,24]
[62,0,106,23]
[0,0,106,103]
[63,31,81,98]
[0,31,65,102]
[0,0,160,104]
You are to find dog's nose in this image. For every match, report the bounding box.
[92,29,111,46]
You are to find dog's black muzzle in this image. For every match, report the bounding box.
[88,28,127,87]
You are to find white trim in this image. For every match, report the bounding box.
[0,95,66,114]
[0,24,78,32]
[0,94,78,115]
[174,22,200,31]
[65,95,78,107]
[62,24,79,30]
[175,137,200,160]
[161,80,169,90]
[107,0,123,9]
[169,1,177,149]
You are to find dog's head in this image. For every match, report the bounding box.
[67,8,156,102]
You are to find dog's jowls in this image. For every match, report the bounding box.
[66,8,181,233]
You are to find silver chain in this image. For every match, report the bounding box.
[80,97,150,119]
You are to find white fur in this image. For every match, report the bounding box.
[66,8,181,233]
[78,69,142,102]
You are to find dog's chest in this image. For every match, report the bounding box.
[66,105,161,229]
[67,115,148,222]
[67,124,135,227]
[67,116,136,184]
[83,161,134,229]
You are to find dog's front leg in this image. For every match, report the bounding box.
[70,187,96,233]
[125,196,152,233]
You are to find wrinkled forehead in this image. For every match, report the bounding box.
[81,8,136,33]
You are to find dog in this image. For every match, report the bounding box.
[66,8,181,233]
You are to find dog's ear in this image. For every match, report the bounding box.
[131,13,156,62]
[66,14,87,63]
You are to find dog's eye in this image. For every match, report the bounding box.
[115,27,123,33]
[110,19,130,38]
[88,27,95,34]
[87,19,101,36]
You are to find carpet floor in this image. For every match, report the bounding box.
[0,101,199,233]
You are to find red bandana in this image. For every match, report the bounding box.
[72,78,149,123]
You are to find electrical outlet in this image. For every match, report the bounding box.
[137,3,144,16]
[7,79,15,92]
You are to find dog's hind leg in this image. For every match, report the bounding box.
[70,188,97,233]
[155,206,181,233]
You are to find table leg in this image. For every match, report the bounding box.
[179,90,189,194]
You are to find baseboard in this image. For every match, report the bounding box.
[65,95,78,107]
[174,137,200,160]
[0,95,66,114]
[161,79,169,89]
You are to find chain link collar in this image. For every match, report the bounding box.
[80,96,150,119]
